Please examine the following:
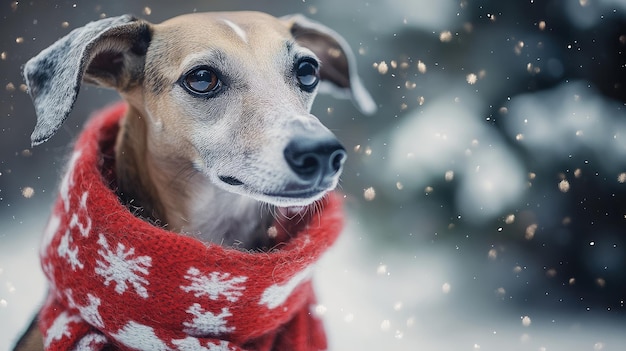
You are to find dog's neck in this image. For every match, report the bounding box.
[114,105,272,249]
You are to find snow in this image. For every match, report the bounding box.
[386,89,526,223]
[314,218,626,351]
[503,81,626,173]
[2,3,626,349]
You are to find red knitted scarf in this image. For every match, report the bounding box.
[38,103,343,351]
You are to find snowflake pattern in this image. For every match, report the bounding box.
[41,214,61,258]
[44,311,81,348]
[72,333,108,351]
[183,303,234,336]
[52,152,91,271]
[172,337,235,351]
[110,321,169,351]
[65,289,104,328]
[60,151,82,213]
[95,234,152,298]
[259,266,313,309]
[69,191,92,237]
[180,268,247,302]
[57,229,84,271]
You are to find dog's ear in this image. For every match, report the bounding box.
[23,15,152,146]
[281,14,377,115]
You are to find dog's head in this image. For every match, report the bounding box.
[24,12,375,207]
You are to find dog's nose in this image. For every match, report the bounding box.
[284,136,347,184]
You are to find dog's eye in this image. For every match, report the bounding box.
[296,59,320,92]
[183,68,220,95]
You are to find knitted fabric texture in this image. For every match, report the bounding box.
[38,102,343,351]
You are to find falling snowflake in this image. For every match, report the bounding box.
[95,234,152,298]
[110,321,169,351]
[43,311,81,348]
[172,337,235,351]
[259,266,313,309]
[180,267,247,302]
[183,303,234,336]
[65,289,104,328]
[57,229,84,270]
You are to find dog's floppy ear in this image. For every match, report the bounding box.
[23,14,152,146]
[281,14,377,115]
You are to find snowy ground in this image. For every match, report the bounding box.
[1,202,48,351]
[2,205,625,351]
[316,217,626,351]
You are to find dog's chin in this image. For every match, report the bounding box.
[261,190,327,208]
[248,186,330,208]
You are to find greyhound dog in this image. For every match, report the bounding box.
[13,11,374,351]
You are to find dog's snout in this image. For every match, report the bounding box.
[284,137,346,184]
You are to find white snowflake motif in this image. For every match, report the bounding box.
[95,234,152,298]
[43,311,81,348]
[57,229,84,270]
[259,266,314,309]
[71,332,108,351]
[41,214,61,258]
[180,268,247,302]
[65,289,104,329]
[183,303,234,336]
[110,321,169,351]
[69,191,92,237]
[172,337,235,351]
[60,151,82,213]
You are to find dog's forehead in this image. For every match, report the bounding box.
[153,12,292,58]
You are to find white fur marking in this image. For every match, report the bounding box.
[222,19,248,43]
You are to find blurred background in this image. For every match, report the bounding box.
[2,0,626,350]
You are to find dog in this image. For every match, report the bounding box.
[13,11,374,351]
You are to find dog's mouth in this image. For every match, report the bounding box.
[218,175,331,206]
[219,176,244,186]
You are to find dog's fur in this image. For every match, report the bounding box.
[13,11,374,350]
